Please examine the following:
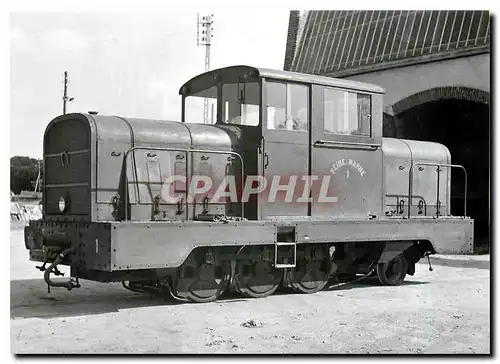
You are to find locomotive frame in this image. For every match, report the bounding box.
[24,65,473,303]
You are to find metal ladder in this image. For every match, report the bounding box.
[274,241,297,268]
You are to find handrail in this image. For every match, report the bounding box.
[408,162,467,219]
[314,140,380,150]
[123,146,245,221]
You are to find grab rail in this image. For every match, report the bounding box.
[314,140,380,150]
[123,146,245,221]
[408,162,467,219]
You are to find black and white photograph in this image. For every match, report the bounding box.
[7,2,492,355]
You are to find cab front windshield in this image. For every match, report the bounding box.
[184,81,260,126]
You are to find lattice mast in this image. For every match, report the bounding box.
[197,14,214,124]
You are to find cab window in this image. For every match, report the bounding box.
[324,88,371,137]
[266,81,309,132]
[185,86,217,124]
[222,82,260,126]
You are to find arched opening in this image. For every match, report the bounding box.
[388,87,490,253]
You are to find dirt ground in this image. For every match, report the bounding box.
[10,228,490,354]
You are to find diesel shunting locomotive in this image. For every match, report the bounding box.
[24,65,473,303]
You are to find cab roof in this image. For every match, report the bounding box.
[179,65,386,96]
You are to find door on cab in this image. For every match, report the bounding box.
[261,80,310,219]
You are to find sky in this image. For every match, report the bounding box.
[10,10,290,158]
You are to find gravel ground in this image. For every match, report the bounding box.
[10,229,490,354]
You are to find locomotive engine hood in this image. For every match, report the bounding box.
[382,137,452,217]
[42,113,242,221]
[86,114,242,151]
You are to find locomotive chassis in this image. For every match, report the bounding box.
[26,216,473,281]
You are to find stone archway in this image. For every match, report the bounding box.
[388,86,490,251]
[392,86,490,115]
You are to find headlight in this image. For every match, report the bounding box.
[58,197,66,213]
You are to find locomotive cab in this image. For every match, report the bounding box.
[180,65,386,220]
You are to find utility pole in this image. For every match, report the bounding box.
[197,14,214,124]
[62,71,74,114]
[34,160,41,193]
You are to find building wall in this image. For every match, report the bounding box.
[343,53,490,111]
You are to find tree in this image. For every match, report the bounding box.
[10,156,43,194]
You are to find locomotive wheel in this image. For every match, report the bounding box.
[174,249,229,303]
[377,253,408,286]
[288,245,330,294]
[234,248,283,298]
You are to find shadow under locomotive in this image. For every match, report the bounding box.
[10,277,429,320]
[10,278,177,319]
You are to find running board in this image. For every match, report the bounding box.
[274,242,297,268]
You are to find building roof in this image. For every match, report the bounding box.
[284,11,491,77]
